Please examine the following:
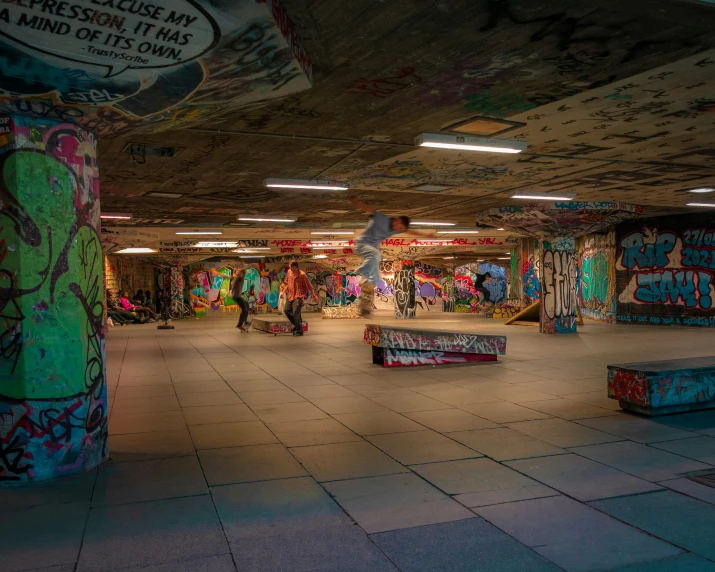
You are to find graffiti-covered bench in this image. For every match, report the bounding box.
[252,318,308,336]
[364,324,507,368]
[608,357,715,416]
[322,305,361,319]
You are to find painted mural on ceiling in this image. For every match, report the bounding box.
[0,0,312,136]
[475,201,644,237]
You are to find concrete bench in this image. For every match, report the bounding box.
[322,306,361,319]
[364,324,506,368]
[252,318,308,336]
[607,357,715,416]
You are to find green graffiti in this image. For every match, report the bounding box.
[581,252,609,304]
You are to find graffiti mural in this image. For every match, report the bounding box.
[394,262,416,319]
[616,213,715,327]
[0,0,312,136]
[541,238,578,334]
[0,115,107,483]
[578,231,616,322]
[454,262,507,312]
[364,324,507,356]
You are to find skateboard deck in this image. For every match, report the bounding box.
[358,284,375,316]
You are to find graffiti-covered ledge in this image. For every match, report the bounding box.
[0,0,312,136]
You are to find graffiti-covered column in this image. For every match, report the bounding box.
[394,261,416,318]
[540,238,578,334]
[170,264,185,305]
[0,115,107,484]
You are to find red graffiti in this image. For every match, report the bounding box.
[346,66,422,97]
[608,369,649,406]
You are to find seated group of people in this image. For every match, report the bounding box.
[106,289,160,326]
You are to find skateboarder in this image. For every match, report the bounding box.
[285,261,317,336]
[349,195,411,315]
[472,272,493,305]
[230,269,250,331]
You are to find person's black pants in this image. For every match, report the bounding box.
[284,298,304,332]
[476,286,491,302]
[236,298,249,327]
[108,310,130,325]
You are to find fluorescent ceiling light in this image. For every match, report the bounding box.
[497,257,511,260]
[416,133,527,153]
[411,220,457,226]
[323,209,349,214]
[116,248,155,254]
[437,230,479,234]
[145,191,185,199]
[688,188,715,193]
[100,213,132,220]
[313,255,328,259]
[195,242,238,248]
[310,231,355,235]
[497,228,505,231]
[234,247,271,252]
[238,216,297,223]
[265,178,350,191]
[241,255,266,258]
[443,256,455,259]
[687,202,715,207]
[176,231,223,235]
[512,193,576,201]
[226,222,250,226]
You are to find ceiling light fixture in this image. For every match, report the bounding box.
[512,193,576,201]
[237,215,298,223]
[416,133,527,154]
[116,248,155,254]
[234,247,271,252]
[411,220,457,226]
[265,178,350,191]
[310,231,355,235]
[497,257,511,260]
[100,213,132,220]
[145,191,185,199]
[497,228,505,231]
[241,255,266,258]
[313,255,328,259]
[687,202,715,207]
[443,256,455,259]
[688,188,715,193]
[175,231,223,235]
[437,230,479,234]
[195,242,239,248]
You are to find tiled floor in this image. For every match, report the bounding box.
[4,312,715,572]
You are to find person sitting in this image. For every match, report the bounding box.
[106,290,147,324]
[133,289,145,305]
[144,290,154,311]
[120,291,158,321]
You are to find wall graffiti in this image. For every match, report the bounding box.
[616,213,715,327]
[454,263,508,312]
[0,0,312,135]
[541,238,578,334]
[578,231,616,322]
[0,115,107,483]
[364,324,507,356]
[394,263,416,319]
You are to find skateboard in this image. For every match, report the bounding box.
[357,283,375,316]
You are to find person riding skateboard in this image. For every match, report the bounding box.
[350,195,415,315]
[472,271,493,306]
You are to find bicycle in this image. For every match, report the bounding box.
[168,299,194,320]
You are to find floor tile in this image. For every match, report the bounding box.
[93,456,208,506]
[507,418,623,448]
[506,454,663,501]
[111,396,181,414]
[114,554,237,572]
[593,490,715,560]
[178,391,242,408]
[310,395,388,414]
[481,386,562,403]
[278,375,337,387]
[78,496,229,571]
[417,387,502,406]
[570,441,711,481]
[291,384,359,399]
[448,427,566,461]
[1,471,97,509]
[324,473,474,533]
[650,436,715,464]
[199,444,307,486]
[182,404,258,425]
[1,502,89,572]
[372,394,452,413]
[109,428,195,462]
[522,399,620,421]
[172,381,231,394]
[251,401,330,423]
[189,421,278,450]
[170,372,224,383]
[659,477,715,506]
[289,440,408,482]
[220,370,275,382]
[237,389,305,406]
[459,401,552,423]
[109,410,188,436]
[266,418,362,447]
[332,411,424,435]
[403,409,500,432]
[120,374,172,386]
[518,379,596,396]
[367,430,479,465]
[224,379,286,393]
[568,391,624,411]
[475,495,680,571]
[576,415,697,444]
[115,385,176,399]
[653,410,715,436]
[605,553,715,572]
[371,518,562,572]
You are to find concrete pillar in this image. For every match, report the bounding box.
[540,237,578,334]
[0,115,107,484]
[394,262,416,318]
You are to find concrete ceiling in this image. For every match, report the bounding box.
[88,0,715,234]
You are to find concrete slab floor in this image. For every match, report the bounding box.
[4,312,715,572]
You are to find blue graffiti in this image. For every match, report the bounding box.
[620,230,677,270]
[634,270,713,309]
